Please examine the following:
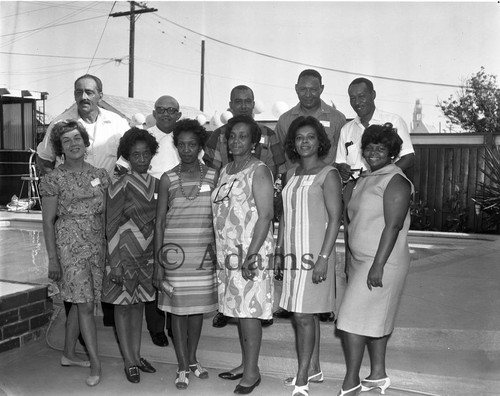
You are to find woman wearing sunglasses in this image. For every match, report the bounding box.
[212,114,275,395]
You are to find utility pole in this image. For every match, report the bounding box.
[200,40,205,111]
[110,2,157,98]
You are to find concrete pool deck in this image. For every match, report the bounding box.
[0,210,499,395]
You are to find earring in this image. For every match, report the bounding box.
[251,146,256,154]
[60,153,65,164]
[228,149,232,154]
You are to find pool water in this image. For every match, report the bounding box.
[0,222,49,285]
[0,222,465,288]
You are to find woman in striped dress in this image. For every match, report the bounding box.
[276,116,343,396]
[101,128,160,383]
[153,119,218,390]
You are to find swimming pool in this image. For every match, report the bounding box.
[0,219,48,285]
[0,216,473,288]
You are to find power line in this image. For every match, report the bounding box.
[87,2,117,73]
[0,15,107,38]
[0,50,122,62]
[152,13,465,89]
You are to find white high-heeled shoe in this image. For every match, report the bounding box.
[360,377,391,394]
[337,383,361,396]
[292,383,309,396]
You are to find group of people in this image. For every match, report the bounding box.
[39,70,414,396]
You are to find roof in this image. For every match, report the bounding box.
[0,88,48,100]
[100,94,209,124]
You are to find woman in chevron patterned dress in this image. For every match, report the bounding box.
[101,128,160,383]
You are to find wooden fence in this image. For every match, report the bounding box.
[407,133,500,233]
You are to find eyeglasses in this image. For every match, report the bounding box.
[213,179,238,204]
[155,106,179,115]
[345,141,353,155]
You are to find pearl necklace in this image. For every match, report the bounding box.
[177,160,204,201]
[231,154,253,174]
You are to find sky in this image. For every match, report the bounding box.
[1,1,500,131]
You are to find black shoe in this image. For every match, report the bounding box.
[273,308,293,319]
[138,358,156,373]
[150,332,169,347]
[219,371,243,380]
[318,312,335,322]
[260,319,273,327]
[234,376,261,394]
[212,312,229,328]
[124,366,140,383]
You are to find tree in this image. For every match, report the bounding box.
[439,67,500,134]
[472,146,500,232]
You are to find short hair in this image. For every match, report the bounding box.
[361,123,402,158]
[225,114,261,145]
[349,77,374,93]
[50,119,90,157]
[173,119,208,147]
[230,85,254,101]
[74,74,103,93]
[297,69,322,85]
[285,116,331,162]
[118,127,159,161]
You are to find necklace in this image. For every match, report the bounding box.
[231,154,253,174]
[177,160,204,201]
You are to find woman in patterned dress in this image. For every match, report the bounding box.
[276,116,343,396]
[101,128,159,383]
[153,119,218,390]
[335,124,412,396]
[212,115,275,395]
[41,120,111,386]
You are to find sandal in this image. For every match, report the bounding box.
[292,383,309,396]
[189,362,209,379]
[284,371,324,386]
[175,370,190,390]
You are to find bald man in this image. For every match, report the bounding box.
[147,95,184,179]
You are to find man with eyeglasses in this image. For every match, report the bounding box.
[335,77,415,183]
[203,85,285,179]
[37,74,129,177]
[146,95,185,179]
[275,69,346,172]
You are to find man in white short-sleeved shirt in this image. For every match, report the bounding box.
[335,77,415,182]
[36,74,129,177]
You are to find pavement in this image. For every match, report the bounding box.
[1,211,500,395]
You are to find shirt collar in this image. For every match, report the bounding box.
[291,99,331,116]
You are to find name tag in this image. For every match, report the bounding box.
[91,178,101,187]
[200,184,211,192]
[320,120,330,128]
[260,136,268,145]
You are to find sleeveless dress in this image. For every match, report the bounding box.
[336,163,413,337]
[157,167,218,315]
[279,165,339,313]
[101,171,157,305]
[211,161,274,320]
[39,166,110,303]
